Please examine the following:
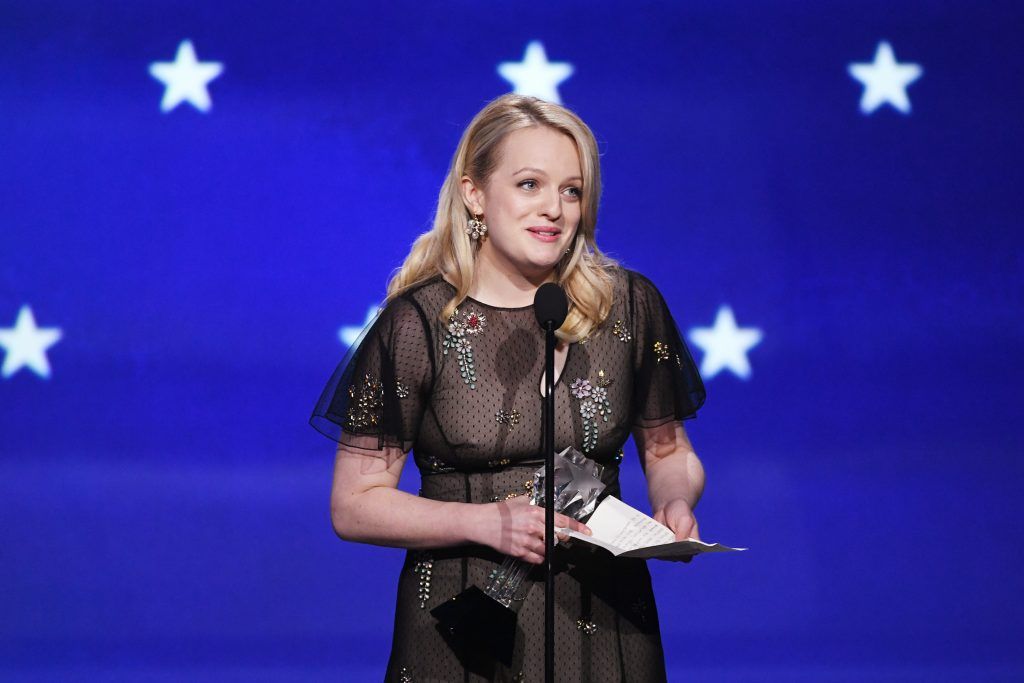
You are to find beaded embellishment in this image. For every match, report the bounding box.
[442,308,486,389]
[398,666,414,682]
[653,341,671,363]
[420,453,453,474]
[395,378,410,399]
[612,319,632,343]
[413,553,434,609]
[344,373,383,430]
[495,408,521,430]
[570,374,613,453]
[576,618,598,635]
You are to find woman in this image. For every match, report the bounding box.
[311,93,706,682]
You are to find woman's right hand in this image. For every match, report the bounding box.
[474,495,592,565]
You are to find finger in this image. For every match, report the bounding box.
[673,516,696,541]
[523,551,544,565]
[555,514,592,535]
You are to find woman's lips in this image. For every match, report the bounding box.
[527,227,561,243]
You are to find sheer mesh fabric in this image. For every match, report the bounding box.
[309,267,706,681]
[311,267,705,465]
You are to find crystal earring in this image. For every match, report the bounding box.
[466,214,488,240]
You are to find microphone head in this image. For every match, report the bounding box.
[534,282,568,329]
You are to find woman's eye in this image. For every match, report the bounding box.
[519,180,537,190]
[564,186,582,199]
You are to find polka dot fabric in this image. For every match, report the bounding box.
[311,267,706,681]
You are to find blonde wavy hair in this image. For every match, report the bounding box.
[386,94,618,341]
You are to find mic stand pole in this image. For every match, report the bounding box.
[543,321,556,683]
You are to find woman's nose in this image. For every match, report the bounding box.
[539,190,562,220]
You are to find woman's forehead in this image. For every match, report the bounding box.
[497,126,581,176]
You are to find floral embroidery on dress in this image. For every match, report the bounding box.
[344,373,383,430]
[653,340,671,363]
[421,453,453,474]
[395,378,410,399]
[570,378,592,399]
[495,408,521,430]
[571,375,612,453]
[576,618,598,635]
[442,307,486,389]
[612,318,632,343]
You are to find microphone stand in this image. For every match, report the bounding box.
[542,320,556,683]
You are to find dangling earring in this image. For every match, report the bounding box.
[466,214,488,240]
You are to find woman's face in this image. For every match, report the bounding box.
[463,125,583,280]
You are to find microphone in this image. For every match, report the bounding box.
[533,282,568,329]
[533,280,566,683]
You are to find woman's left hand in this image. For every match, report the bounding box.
[653,498,699,563]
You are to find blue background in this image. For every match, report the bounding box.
[2,1,1022,680]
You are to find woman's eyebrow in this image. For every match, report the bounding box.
[513,166,583,182]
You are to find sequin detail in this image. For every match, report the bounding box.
[344,373,383,430]
[395,378,410,399]
[576,618,598,635]
[495,408,521,430]
[571,375,613,453]
[442,307,485,389]
[653,341,671,363]
[398,665,414,682]
[421,453,453,474]
[413,553,433,609]
[612,319,632,343]
[489,481,533,502]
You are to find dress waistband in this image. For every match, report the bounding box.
[418,463,621,505]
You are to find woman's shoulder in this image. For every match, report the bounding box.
[383,275,451,320]
[606,265,663,305]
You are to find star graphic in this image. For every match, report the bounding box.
[149,39,224,113]
[338,305,381,348]
[497,41,574,104]
[0,305,63,379]
[687,305,762,381]
[848,41,923,115]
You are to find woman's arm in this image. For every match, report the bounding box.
[633,421,705,541]
[330,444,591,563]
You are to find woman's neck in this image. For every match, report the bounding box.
[468,246,555,308]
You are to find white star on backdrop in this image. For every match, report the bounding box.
[688,305,763,381]
[0,305,63,379]
[338,305,381,348]
[848,41,922,115]
[498,41,574,104]
[149,39,224,113]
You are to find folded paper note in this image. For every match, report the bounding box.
[558,495,746,559]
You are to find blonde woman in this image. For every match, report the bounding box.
[312,94,706,682]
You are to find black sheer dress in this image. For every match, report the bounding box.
[311,267,705,682]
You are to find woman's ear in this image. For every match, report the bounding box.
[460,175,485,215]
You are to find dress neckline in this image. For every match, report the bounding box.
[436,276,535,312]
[463,295,533,312]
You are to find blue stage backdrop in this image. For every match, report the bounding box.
[2,1,1022,680]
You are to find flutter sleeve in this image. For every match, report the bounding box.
[629,271,706,428]
[310,295,435,454]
